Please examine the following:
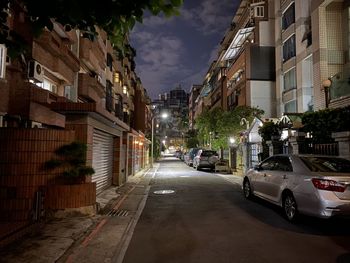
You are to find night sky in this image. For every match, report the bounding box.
[130,0,239,100]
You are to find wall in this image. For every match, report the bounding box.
[0,128,75,240]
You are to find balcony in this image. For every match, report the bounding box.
[35,31,80,72]
[78,73,105,102]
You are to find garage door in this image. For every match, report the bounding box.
[92,129,113,194]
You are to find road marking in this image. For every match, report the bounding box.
[81,218,108,247]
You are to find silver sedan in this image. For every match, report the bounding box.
[243,154,350,221]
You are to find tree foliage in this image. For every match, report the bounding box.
[0,0,183,56]
[301,106,350,143]
[195,106,264,151]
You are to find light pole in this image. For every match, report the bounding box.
[151,112,168,168]
[240,118,250,130]
[322,78,332,109]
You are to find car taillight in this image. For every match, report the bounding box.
[311,178,346,192]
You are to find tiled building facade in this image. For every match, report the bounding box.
[192,0,350,126]
[275,0,350,114]
[0,4,151,241]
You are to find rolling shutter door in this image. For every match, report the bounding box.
[92,129,113,194]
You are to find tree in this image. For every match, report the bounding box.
[302,106,350,143]
[195,106,264,152]
[0,0,183,56]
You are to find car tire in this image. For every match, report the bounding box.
[196,165,201,171]
[243,179,252,199]
[283,192,298,222]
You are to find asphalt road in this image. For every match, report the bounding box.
[122,156,350,263]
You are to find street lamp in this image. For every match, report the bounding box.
[240,118,250,130]
[322,78,332,109]
[151,112,168,168]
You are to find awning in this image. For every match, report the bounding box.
[222,26,254,61]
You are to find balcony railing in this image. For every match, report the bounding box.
[78,73,105,102]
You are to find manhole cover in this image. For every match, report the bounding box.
[153,190,175,195]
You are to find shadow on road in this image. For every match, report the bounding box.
[223,184,350,239]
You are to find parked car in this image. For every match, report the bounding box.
[193,150,219,171]
[185,148,200,166]
[243,154,350,222]
[175,150,182,158]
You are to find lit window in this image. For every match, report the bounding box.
[123,85,129,96]
[42,79,58,93]
[0,44,6,79]
[114,72,120,84]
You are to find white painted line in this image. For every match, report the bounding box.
[114,165,159,263]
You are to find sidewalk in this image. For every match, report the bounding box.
[0,164,243,263]
[0,166,154,263]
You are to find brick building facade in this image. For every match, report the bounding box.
[0,4,151,242]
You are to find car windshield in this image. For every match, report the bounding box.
[201,151,218,157]
[300,156,350,173]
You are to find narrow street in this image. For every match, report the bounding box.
[121,156,350,263]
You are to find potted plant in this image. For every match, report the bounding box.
[45,141,94,184]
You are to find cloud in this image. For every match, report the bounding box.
[181,0,235,35]
[132,32,191,98]
[142,15,175,27]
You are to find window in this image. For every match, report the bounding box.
[106,53,113,71]
[274,156,293,171]
[123,85,129,96]
[64,86,73,100]
[106,81,113,112]
[283,67,296,91]
[284,100,297,113]
[114,72,122,85]
[0,44,6,79]
[39,79,57,93]
[115,94,123,120]
[260,157,277,170]
[283,34,296,62]
[282,3,295,30]
[300,157,350,173]
[254,6,264,17]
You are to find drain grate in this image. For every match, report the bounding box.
[107,209,129,217]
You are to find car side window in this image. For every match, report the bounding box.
[260,158,276,170]
[275,157,293,172]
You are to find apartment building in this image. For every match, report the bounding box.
[275,0,350,114]
[0,4,150,241]
[202,0,276,118]
[189,84,202,130]
[225,0,276,117]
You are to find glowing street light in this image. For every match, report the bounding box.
[151,112,169,168]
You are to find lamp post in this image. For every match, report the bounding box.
[240,118,250,130]
[151,112,168,168]
[322,78,332,109]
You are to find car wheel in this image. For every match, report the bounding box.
[283,192,298,222]
[196,165,201,171]
[243,179,252,199]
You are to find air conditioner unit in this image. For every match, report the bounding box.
[31,121,42,128]
[28,60,44,82]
